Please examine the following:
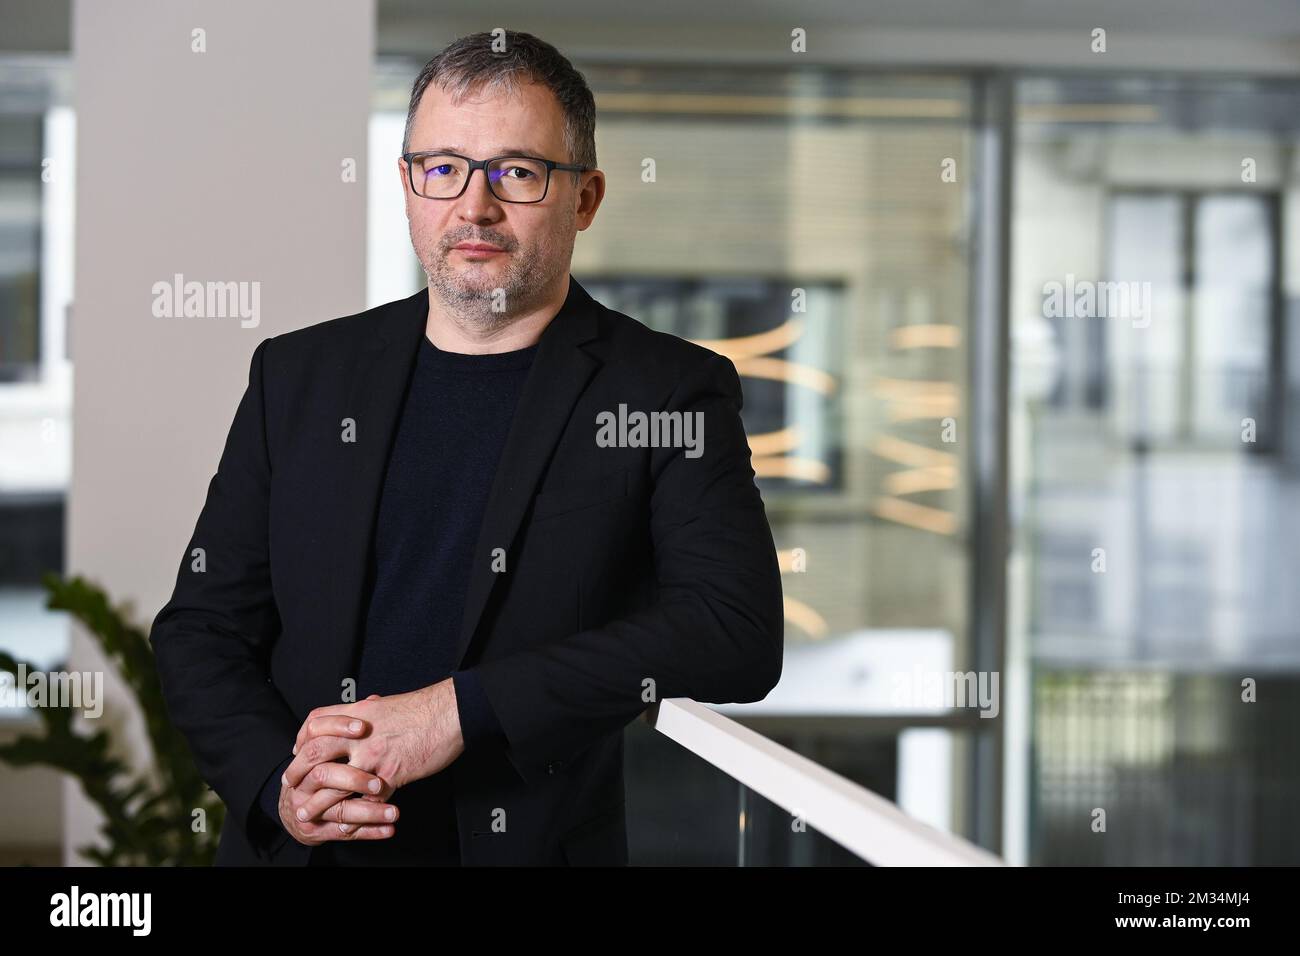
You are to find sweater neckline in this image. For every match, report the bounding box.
[420,334,539,371]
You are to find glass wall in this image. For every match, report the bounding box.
[1011,74,1300,865]
[0,56,75,702]
[0,54,74,864]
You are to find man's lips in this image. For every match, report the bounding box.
[454,243,506,252]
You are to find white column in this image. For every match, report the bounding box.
[66,0,375,864]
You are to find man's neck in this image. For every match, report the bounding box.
[424,279,567,355]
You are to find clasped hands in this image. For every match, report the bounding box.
[275,677,465,846]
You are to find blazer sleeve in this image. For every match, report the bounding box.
[472,351,785,786]
[149,336,303,860]
[450,668,507,750]
[252,753,295,854]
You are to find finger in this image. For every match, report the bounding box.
[287,785,349,826]
[317,823,395,842]
[289,707,361,749]
[292,715,368,755]
[300,796,400,829]
[296,763,388,810]
[283,735,352,788]
[296,705,334,744]
[294,754,383,798]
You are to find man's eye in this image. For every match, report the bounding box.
[428,164,455,176]
[503,165,534,179]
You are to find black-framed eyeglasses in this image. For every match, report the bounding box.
[402,151,589,204]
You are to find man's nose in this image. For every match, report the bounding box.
[455,167,503,220]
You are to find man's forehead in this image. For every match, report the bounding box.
[420,80,555,115]
[412,84,563,153]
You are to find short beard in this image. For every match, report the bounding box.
[422,262,503,328]
[426,277,514,333]
[412,204,574,333]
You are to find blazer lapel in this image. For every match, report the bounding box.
[453,275,601,668]
[324,288,428,685]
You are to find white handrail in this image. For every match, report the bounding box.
[647,698,1005,866]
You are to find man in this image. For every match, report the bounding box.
[150,30,784,866]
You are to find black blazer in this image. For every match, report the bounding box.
[150,274,784,866]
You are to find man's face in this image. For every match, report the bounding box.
[401,80,601,324]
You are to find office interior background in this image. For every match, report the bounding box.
[2,0,1299,866]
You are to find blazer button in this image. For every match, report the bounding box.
[547,761,563,774]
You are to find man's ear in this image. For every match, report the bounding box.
[398,157,414,219]
[576,170,606,231]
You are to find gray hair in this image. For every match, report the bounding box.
[403,30,597,181]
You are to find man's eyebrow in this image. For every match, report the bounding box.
[422,145,550,159]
